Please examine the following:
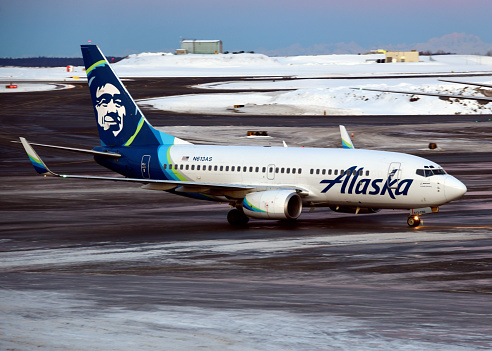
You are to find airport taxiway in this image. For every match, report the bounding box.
[1,77,491,350]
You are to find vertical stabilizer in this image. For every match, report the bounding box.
[81,45,189,147]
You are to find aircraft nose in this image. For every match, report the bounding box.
[444,176,467,201]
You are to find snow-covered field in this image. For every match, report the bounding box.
[2,52,492,115]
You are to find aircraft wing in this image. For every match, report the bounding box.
[20,137,309,197]
[353,87,492,103]
[16,138,121,158]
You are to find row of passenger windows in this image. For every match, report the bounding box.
[310,168,370,176]
[162,163,371,177]
[163,164,303,174]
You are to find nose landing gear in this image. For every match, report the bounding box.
[407,215,421,227]
[407,207,439,227]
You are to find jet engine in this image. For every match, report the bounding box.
[243,190,302,220]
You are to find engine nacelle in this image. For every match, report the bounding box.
[243,190,302,220]
[329,206,381,214]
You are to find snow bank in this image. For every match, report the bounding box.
[3,51,492,115]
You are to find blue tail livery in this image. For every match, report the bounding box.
[81,45,188,147]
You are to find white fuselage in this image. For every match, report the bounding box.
[152,144,465,209]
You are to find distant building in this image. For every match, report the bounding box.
[178,40,223,54]
[385,50,419,63]
[365,49,387,54]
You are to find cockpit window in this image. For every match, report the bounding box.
[416,167,446,177]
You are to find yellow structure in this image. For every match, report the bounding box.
[385,50,419,63]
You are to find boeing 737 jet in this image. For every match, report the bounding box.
[20,45,467,227]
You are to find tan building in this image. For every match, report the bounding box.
[385,50,419,63]
[179,40,223,54]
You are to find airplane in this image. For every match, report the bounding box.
[20,45,467,227]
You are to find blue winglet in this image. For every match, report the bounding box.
[19,137,55,176]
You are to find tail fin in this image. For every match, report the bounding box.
[81,45,189,147]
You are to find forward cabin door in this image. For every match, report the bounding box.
[387,162,401,189]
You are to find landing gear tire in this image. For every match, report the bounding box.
[227,208,250,226]
[407,215,421,227]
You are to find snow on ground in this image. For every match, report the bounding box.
[140,78,492,115]
[0,289,481,351]
[2,52,492,115]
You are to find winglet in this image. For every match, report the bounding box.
[339,125,355,149]
[19,137,57,176]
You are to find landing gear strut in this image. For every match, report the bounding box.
[227,208,250,226]
[407,215,421,227]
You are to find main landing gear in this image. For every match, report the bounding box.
[407,215,422,227]
[227,208,250,226]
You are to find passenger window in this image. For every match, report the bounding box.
[220,166,223,171]
[316,169,320,175]
[249,167,253,172]
[197,165,200,171]
[191,165,195,170]
[226,166,229,171]
[292,168,296,174]
[243,166,247,172]
[286,168,290,174]
[262,167,266,173]
[366,170,369,176]
[298,168,302,174]
[231,166,235,172]
[180,165,184,170]
[334,169,338,175]
[276,167,279,173]
[214,165,218,171]
[169,164,173,170]
[269,167,273,173]
[359,169,362,176]
[322,169,325,175]
[310,169,314,175]
[209,165,212,171]
[163,164,167,170]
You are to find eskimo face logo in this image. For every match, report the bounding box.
[320,165,413,199]
[95,83,125,136]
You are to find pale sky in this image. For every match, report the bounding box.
[1,0,491,57]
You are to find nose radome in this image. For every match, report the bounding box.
[444,176,467,201]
